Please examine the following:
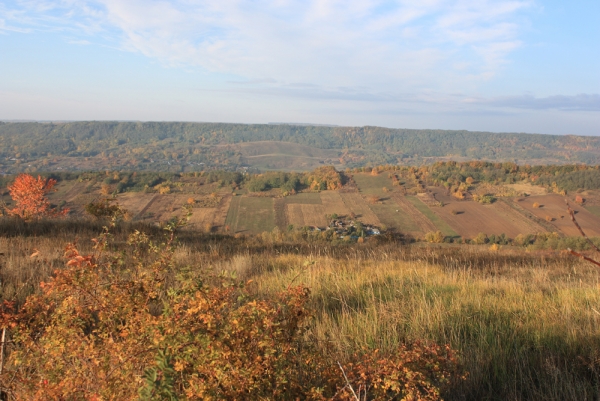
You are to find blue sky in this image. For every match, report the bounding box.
[0,0,598,135]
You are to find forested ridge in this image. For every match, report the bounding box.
[1,121,599,173]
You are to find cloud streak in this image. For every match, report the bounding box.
[3,0,533,91]
[477,94,600,111]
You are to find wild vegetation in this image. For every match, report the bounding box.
[1,165,600,399]
[0,215,598,400]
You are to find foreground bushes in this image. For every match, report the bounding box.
[0,223,462,400]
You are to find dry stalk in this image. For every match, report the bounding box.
[337,361,360,401]
[0,327,5,375]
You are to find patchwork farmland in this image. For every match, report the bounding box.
[37,172,600,242]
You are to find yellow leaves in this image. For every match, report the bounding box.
[2,221,463,401]
[174,361,186,372]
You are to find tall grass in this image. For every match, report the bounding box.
[1,219,599,400]
[239,247,600,400]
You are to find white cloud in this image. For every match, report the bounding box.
[3,0,533,92]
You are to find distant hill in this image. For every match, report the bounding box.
[0,121,598,173]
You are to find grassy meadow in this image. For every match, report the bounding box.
[1,218,599,400]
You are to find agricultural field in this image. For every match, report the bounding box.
[3,167,600,400]
[231,141,343,171]
[225,196,275,234]
[587,205,600,218]
[430,197,547,238]
[405,196,458,237]
[12,172,600,242]
[517,194,600,237]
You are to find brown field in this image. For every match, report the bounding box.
[211,194,232,231]
[320,191,351,216]
[286,204,327,228]
[187,208,217,231]
[517,194,600,237]
[115,193,158,218]
[339,192,381,226]
[431,199,547,238]
[62,182,89,202]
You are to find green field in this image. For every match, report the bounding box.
[354,173,419,231]
[369,202,421,232]
[585,205,600,218]
[406,196,458,237]
[352,173,394,195]
[231,197,275,234]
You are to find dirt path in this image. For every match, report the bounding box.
[212,194,232,231]
[135,195,160,219]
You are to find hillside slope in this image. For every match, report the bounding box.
[1,121,599,173]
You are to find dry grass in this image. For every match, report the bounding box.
[245,247,600,401]
[1,219,599,400]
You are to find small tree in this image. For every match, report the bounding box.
[425,231,444,243]
[472,232,488,245]
[85,199,124,220]
[7,174,68,220]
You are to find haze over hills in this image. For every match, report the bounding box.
[1,121,599,174]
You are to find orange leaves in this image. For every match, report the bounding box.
[7,174,69,220]
[64,244,94,268]
[0,224,463,400]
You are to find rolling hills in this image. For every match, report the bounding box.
[1,121,599,174]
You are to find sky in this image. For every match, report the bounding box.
[0,0,598,136]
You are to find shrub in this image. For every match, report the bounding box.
[368,195,381,204]
[478,195,496,204]
[425,231,445,243]
[472,232,488,245]
[85,199,125,220]
[533,202,541,208]
[0,220,463,400]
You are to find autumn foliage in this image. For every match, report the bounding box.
[0,220,463,400]
[7,174,68,220]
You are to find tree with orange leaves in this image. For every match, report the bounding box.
[7,174,68,219]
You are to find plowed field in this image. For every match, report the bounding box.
[431,199,546,238]
[517,194,600,237]
[286,204,327,228]
[339,193,381,226]
[320,191,350,216]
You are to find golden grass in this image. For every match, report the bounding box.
[1,219,599,400]
[239,247,600,400]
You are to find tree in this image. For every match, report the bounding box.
[425,231,444,243]
[85,199,124,220]
[7,174,68,220]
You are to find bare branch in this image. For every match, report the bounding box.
[337,361,360,401]
[568,248,600,268]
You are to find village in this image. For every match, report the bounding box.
[307,215,381,239]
